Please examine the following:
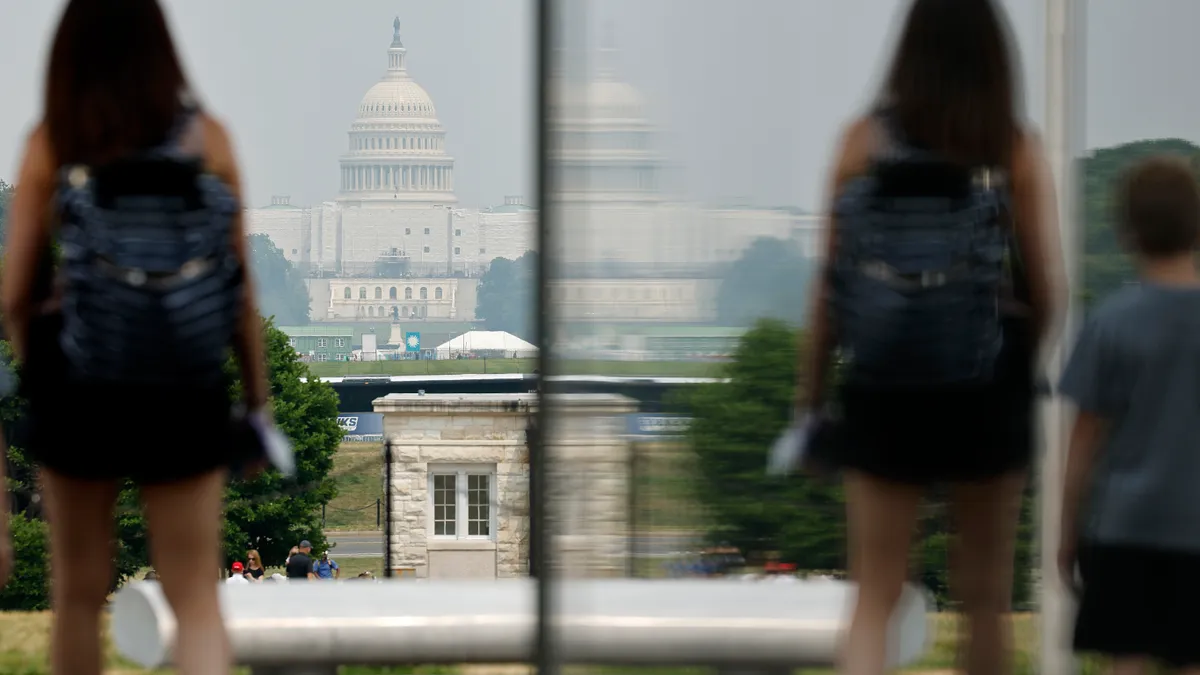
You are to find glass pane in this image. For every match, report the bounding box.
[465,474,491,537]
[544,1,1062,671]
[469,518,490,537]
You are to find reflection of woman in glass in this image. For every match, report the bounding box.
[1,1,270,674]
[800,0,1063,672]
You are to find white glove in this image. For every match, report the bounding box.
[247,408,296,477]
[767,412,818,476]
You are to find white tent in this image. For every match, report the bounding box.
[435,331,538,359]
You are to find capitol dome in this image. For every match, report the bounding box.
[581,79,645,121]
[338,17,456,205]
[357,79,438,122]
[552,33,663,204]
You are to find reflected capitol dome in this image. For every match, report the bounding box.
[246,17,820,333]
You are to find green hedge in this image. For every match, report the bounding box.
[0,514,49,611]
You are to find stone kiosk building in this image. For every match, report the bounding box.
[374,392,638,579]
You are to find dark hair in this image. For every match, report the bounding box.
[1117,156,1200,257]
[879,0,1020,168]
[45,0,190,166]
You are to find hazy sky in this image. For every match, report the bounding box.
[1,0,1199,211]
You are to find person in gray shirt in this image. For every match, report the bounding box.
[1059,155,1200,673]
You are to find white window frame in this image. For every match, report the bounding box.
[428,464,496,541]
[316,337,328,348]
[334,338,346,348]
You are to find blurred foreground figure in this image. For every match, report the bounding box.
[1060,158,1200,674]
[798,0,1064,673]
[0,1,270,674]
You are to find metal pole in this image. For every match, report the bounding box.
[1040,0,1085,672]
[384,439,394,578]
[532,0,559,673]
[627,440,639,578]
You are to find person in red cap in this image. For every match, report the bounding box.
[225,562,248,585]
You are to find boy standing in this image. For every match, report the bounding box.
[1059,156,1200,674]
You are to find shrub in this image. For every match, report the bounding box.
[0,513,50,611]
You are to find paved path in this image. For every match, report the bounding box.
[326,531,385,558]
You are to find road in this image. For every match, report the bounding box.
[326,532,385,558]
[326,531,700,559]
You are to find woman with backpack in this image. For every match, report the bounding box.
[799,1,1065,673]
[1,1,270,674]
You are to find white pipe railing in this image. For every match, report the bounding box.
[111,579,930,673]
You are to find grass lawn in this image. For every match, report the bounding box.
[304,359,723,379]
[0,611,1119,675]
[325,443,385,532]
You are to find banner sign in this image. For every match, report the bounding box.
[625,414,692,437]
[405,332,421,352]
[337,413,384,442]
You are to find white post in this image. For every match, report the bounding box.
[1040,0,1085,673]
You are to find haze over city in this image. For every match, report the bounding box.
[2,0,1199,212]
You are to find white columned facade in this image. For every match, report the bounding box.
[336,17,457,208]
[1040,0,1086,672]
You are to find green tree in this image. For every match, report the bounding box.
[0,179,13,242]
[677,319,1036,606]
[716,237,815,327]
[0,513,50,611]
[116,319,342,571]
[221,320,341,565]
[680,319,846,568]
[1081,139,1200,304]
[249,233,311,326]
[475,251,536,339]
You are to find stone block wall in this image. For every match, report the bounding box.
[376,394,533,579]
[375,392,638,579]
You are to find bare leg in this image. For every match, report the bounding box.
[948,472,1025,675]
[41,469,118,675]
[141,469,231,675]
[839,470,923,675]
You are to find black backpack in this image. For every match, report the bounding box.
[830,117,1012,388]
[56,111,244,387]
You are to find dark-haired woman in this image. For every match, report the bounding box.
[1,1,269,674]
[799,1,1065,673]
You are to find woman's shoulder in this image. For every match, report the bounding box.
[1010,127,1046,176]
[195,112,240,187]
[831,116,880,182]
[20,122,56,175]
[842,115,879,153]
[197,113,232,146]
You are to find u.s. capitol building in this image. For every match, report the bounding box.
[247,19,819,325]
